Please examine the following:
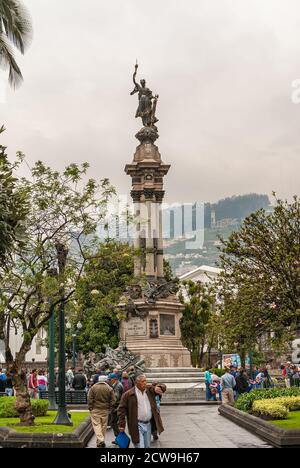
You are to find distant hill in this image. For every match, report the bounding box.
[211,193,270,222]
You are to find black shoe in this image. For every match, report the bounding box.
[97,442,106,448]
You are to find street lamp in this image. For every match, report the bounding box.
[53,242,73,426]
[66,321,83,370]
[47,267,58,411]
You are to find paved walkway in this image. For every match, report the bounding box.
[87,405,272,449]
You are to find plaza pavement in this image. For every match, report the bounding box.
[87,405,273,449]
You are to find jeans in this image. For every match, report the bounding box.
[134,422,152,448]
[5,388,13,397]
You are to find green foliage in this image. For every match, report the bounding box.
[218,196,300,356]
[209,368,226,377]
[252,397,300,420]
[0,397,48,418]
[179,280,216,367]
[252,400,289,420]
[73,240,135,355]
[0,128,28,263]
[235,387,300,413]
[0,0,32,87]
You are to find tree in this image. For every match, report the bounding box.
[218,195,300,358]
[0,0,32,87]
[72,240,135,355]
[0,126,28,263]
[0,159,114,425]
[179,280,215,367]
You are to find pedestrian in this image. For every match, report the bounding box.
[204,367,213,401]
[0,369,6,393]
[128,366,136,386]
[5,372,14,397]
[284,362,292,388]
[151,382,166,441]
[291,366,300,387]
[221,368,236,405]
[118,374,165,449]
[37,369,48,393]
[210,373,222,401]
[92,367,106,386]
[262,367,273,389]
[107,373,124,444]
[72,369,87,391]
[66,367,74,390]
[28,369,38,399]
[121,371,133,393]
[235,369,249,396]
[88,375,116,448]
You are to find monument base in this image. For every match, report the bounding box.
[119,299,191,369]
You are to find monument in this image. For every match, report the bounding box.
[118,63,191,368]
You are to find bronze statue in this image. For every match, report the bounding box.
[130,62,159,129]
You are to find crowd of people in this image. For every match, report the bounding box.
[205,362,300,404]
[87,368,166,449]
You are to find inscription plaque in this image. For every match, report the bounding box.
[126,318,147,336]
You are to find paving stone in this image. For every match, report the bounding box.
[87,406,273,449]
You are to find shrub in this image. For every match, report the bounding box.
[235,387,300,413]
[252,400,289,420]
[210,368,226,378]
[0,397,49,418]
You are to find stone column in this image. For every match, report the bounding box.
[156,191,165,279]
[145,190,155,279]
[131,190,143,277]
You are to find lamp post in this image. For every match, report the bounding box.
[53,242,73,426]
[66,321,83,370]
[47,268,58,411]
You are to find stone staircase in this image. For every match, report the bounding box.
[145,367,206,403]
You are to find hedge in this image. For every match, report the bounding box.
[235,387,300,413]
[0,397,49,418]
[252,396,300,420]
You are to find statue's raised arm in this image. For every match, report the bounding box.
[130,63,139,95]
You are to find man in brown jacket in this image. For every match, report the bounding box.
[88,375,116,448]
[118,374,165,448]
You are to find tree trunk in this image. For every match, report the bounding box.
[7,353,35,426]
[207,346,212,368]
[240,348,246,369]
[199,341,205,367]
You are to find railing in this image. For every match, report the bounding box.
[39,390,88,405]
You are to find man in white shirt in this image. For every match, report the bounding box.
[118,374,165,448]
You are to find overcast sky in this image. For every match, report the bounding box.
[2,0,300,204]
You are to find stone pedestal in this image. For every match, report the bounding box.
[119,298,191,368]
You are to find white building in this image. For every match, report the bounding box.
[0,328,48,365]
[179,265,222,284]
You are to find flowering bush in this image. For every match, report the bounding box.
[252,400,289,420]
[235,387,300,412]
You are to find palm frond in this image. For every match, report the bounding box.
[0,31,23,88]
[0,0,32,54]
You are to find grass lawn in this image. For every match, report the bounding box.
[0,411,89,433]
[271,411,300,430]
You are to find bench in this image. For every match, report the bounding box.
[39,391,88,405]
